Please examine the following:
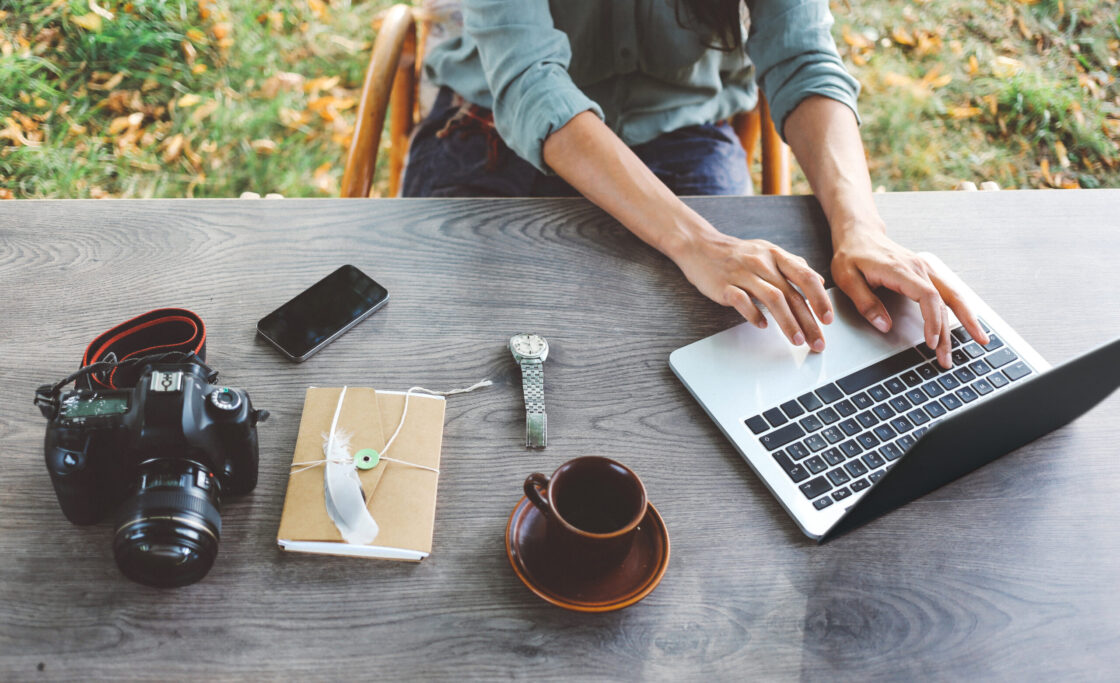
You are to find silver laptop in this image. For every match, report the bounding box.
[669,253,1052,540]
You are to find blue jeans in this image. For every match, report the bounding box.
[401,88,750,197]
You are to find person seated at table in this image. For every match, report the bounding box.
[402,0,987,365]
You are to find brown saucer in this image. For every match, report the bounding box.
[505,496,670,612]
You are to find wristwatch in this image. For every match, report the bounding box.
[509,333,549,449]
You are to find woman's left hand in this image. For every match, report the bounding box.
[831,227,989,369]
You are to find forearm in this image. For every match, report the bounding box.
[541,111,716,260]
[783,95,885,245]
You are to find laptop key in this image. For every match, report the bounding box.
[845,460,869,477]
[905,388,928,405]
[840,439,863,458]
[852,392,873,409]
[901,370,922,387]
[834,399,856,417]
[884,378,907,395]
[813,497,833,510]
[799,476,832,499]
[907,408,930,425]
[780,400,805,419]
[816,383,844,404]
[799,414,824,432]
[922,380,945,398]
[914,426,929,438]
[872,404,895,420]
[822,427,844,444]
[873,424,897,441]
[850,478,870,492]
[953,367,976,383]
[957,386,979,403]
[924,401,947,418]
[897,434,916,452]
[775,450,810,482]
[745,415,769,434]
[917,343,937,359]
[988,372,1010,389]
[835,348,924,394]
[804,434,828,452]
[986,347,1018,368]
[818,407,839,424]
[880,443,903,461]
[805,456,827,474]
[759,423,805,450]
[974,378,994,395]
[822,447,845,466]
[798,392,824,411]
[856,410,878,428]
[827,467,850,486]
[868,384,890,402]
[941,394,963,411]
[832,487,852,502]
[981,334,1004,352]
[890,416,913,433]
[856,432,880,450]
[951,327,972,344]
[938,374,961,390]
[1004,362,1032,381]
[969,359,992,375]
[788,442,810,460]
[869,470,886,483]
[963,342,985,358]
[839,418,861,436]
[862,450,886,469]
[763,407,788,428]
[917,363,939,380]
[889,396,912,412]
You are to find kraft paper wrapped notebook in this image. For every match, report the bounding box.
[277,387,445,561]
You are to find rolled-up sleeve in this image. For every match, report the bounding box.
[746,0,861,140]
[462,0,604,172]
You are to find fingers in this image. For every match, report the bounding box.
[929,270,989,345]
[885,270,943,351]
[723,286,767,329]
[750,280,814,348]
[776,252,834,325]
[936,304,952,369]
[833,264,891,333]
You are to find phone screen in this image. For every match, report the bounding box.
[257,265,389,361]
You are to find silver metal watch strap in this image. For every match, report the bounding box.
[520,359,546,448]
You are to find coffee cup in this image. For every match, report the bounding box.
[523,456,648,576]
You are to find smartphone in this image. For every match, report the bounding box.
[257,265,389,362]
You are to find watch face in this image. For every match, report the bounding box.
[511,333,547,358]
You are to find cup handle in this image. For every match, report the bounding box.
[524,473,552,518]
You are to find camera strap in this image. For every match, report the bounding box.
[80,308,209,390]
[35,308,215,419]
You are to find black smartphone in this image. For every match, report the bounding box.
[257,265,389,362]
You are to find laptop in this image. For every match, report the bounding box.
[670,253,1120,541]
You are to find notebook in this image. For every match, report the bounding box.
[276,387,445,560]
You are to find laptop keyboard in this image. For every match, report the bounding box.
[744,321,1035,511]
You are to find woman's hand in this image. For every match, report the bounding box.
[831,227,989,368]
[667,230,834,351]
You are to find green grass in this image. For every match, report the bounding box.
[2,0,1119,198]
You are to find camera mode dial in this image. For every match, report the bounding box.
[208,387,242,413]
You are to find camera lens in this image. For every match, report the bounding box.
[113,459,222,588]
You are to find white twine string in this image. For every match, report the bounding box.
[289,379,493,478]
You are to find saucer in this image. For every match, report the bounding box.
[505,496,670,612]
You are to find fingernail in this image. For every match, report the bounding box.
[793,332,806,346]
[872,316,889,333]
[822,311,834,324]
[756,319,768,329]
[930,334,939,350]
[811,339,825,352]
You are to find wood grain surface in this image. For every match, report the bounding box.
[1,191,1118,681]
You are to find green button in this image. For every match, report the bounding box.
[354,448,380,470]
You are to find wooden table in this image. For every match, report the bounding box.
[1,191,1118,680]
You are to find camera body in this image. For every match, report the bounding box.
[42,362,265,587]
[45,362,261,523]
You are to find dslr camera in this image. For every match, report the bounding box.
[41,362,267,587]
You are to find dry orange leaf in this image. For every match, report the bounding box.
[1039,158,1053,186]
[967,55,980,78]
[162,133,184,163]
[191,100,219,122]
[890,27,915,46]
[191,63,208,75]
[992,56,1024,79]
[88,72,125,91]
[0,188,14,200]
[308,0,328,20]
[1054,140,1070,169]
[947,106,982,119]
[251,139,277,154]
[177,93,201,108]
[70,12,102,32]
[212,22,232,40]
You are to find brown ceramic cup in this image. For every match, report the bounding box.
[523,457,648,576]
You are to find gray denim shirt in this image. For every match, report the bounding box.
[424,0,860,172]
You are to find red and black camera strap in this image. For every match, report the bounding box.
[35,308,215,418]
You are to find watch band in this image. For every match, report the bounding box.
[519,359,547,448]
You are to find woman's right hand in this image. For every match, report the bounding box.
[666,228,834,352]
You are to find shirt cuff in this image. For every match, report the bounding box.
[494,69,605,173]
[764,58,861,141]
